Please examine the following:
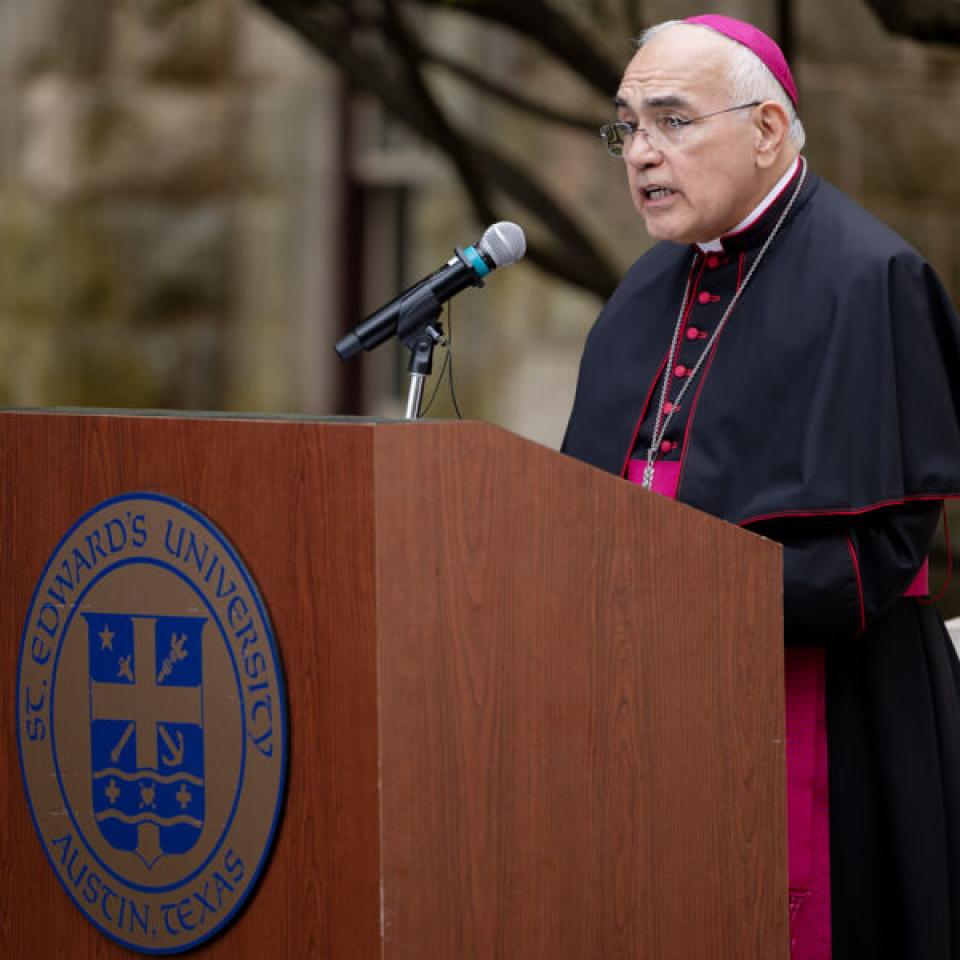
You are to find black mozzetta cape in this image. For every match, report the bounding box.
[562,167,960,959]
[562,170,960,525]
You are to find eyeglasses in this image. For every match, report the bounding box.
[599,101,761,157]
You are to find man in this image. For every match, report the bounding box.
[562,15,960,960]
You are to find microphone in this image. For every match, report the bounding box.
[335,221,526,359]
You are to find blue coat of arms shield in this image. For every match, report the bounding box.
[85,612,206,869]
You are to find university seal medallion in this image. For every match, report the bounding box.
[16,492,287,954]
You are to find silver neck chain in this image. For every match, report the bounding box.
[641,158,808,490]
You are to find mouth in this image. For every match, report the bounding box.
[641,185,678,203]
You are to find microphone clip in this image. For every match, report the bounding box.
[395,283,450,421]
[396,283,445,350]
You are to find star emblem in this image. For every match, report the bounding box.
[99,624,115,651]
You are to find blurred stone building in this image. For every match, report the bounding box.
[0,0,343,413]
[2,0,960,605]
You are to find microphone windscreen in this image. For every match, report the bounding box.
[479,221,526,268]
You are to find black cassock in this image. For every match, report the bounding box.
[562,164,960,958]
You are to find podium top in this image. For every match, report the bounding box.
[1,406,407,424]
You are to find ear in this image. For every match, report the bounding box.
[754,101,790,168]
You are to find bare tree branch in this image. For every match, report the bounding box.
[469,141,620,294]
[620,0,645,41]
[863,0,960,43]
[255,0,620,298]
[410,0,622,96]
[339,2,605,131]
[289,3,605,130]
[424,49,602,133]
[381,0,498,228]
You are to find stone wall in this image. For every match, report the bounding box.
[0,0,342,412]
[796,0,960,296]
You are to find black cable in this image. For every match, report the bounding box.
[419,302,464,419]
[420,349,450,417]
[446,336,464,421]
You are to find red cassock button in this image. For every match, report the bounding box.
[697,291,712,305]
[706,255,720,269]
[686,326,701,340]
[663,401,675,414]
[660,440,675,453]
[674,364,688,378]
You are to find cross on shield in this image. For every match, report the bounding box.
[85,613,206,869]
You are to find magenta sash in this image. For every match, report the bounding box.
[628,457,831,957]
[905,558,929,596]
[625,459,681,498]
[785,649,832,958]
[628,459,933,959]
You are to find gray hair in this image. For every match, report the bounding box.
[638,20,805,150]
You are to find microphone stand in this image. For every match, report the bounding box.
[396,284,447,421]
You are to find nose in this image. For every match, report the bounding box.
[623,129,662,168]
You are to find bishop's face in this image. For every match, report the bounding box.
[616,27,772,244]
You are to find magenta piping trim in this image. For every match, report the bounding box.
[676,251,747,494]
[845,535,867,633]
[720,159,803,244]
[676,327,725,494]
[739,492,958,528]
[620,352,670,479]
[620,256,705,478]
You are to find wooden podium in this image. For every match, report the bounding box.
[0,410,787,958]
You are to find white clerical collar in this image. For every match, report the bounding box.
[697,156,802,253]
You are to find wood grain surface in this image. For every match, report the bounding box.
[0,412,787,959]
[373,421,787,960]
[0,411,382,959]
